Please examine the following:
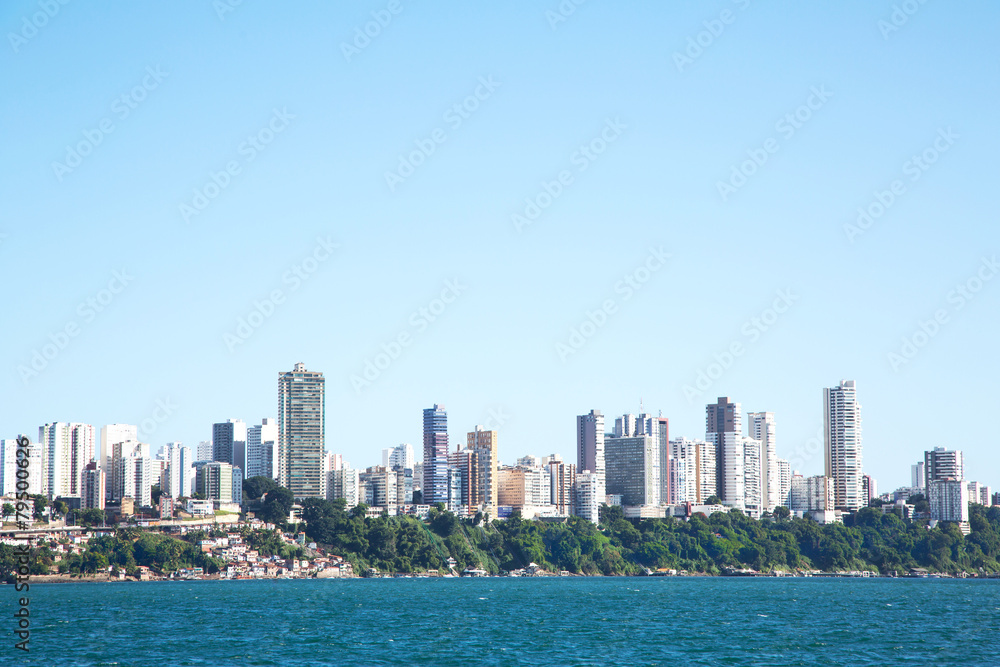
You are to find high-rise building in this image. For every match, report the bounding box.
[924,448,963,488]
[327,467,361,506]
[196,440,213,461]
[450,448,480,516]
[911,461,926,490]
[992,492,1000,507]
[468,427,498,518]
[741,436,763,518]
[100,424,137,471]
[327,452,345,472]
[80,462,105,510]
[574,471,601,524]
[195,461,237,504]
[928,478,969,524]
[360,466,398,508]
[246,418,279,480]
[383,443,415,471]
[39,422,95,500]
[666,437,717,505]
[605,434,659,507]
[655,416,670,506]
[862,474,878,507]
[980,485,994,506]
[824,380,863,511]
[517,454,542,469]
[118,452,155,507]
[162,442,193,499]
[0,438,45,497]
[212,419,247,468]
[666,438,694,504]
[776,458,791,508]
[278,363,325,499]
[548,457,576,515]
[747,412,778,513]
[422,404,449,505]
[613,414,637,438]
[0,439,21,496]
[706,397,742,508]
[967,481,986,506]
[789,474,833,512]
[577,410,605,501]
[110,440,149,501]
[447,466,463,513]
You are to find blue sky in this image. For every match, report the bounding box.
[2,1,998,492]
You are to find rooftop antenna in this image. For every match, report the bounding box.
[640,397,643,414]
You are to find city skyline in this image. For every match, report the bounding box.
[5,368,997,501]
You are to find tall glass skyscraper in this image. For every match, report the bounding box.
[422,404,449,505]
[278,363,325,499]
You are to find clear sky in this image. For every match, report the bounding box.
[2,1,998,493]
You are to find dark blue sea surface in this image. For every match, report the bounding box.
[7,577,1000,666]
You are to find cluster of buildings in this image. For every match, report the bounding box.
[877,448,998,533]
[0,519,354,581]
[3,368,996,532]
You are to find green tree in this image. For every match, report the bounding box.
[32,495,48,519]
[258,487,294,525]
[243,476,280,501]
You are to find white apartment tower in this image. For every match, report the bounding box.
[162,442,193,499]
[39,422,95,500]
[246,418,279,480]
[100,424,137,471]
[924,448,963,488]
[824,380,863,511]
[747,412,778,513]
[706,397,742,508]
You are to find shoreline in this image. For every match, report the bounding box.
[8,571,996,585]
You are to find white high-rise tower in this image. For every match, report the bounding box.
[824,380,863,511]
[748,412,778,512]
